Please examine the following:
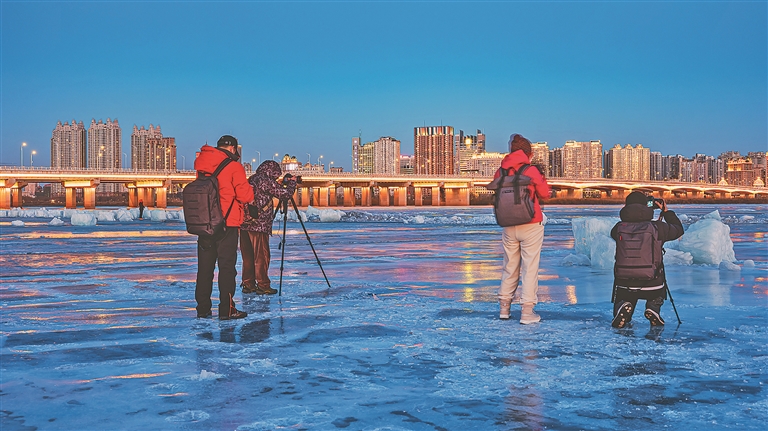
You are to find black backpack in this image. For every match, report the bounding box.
[614,221,663,280]
[183,158,235,239]
[486,165,536,227]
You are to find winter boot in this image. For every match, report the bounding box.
[612,301,634,328]
[644,309,665,326]
[499,300,511,320]
[520,303,541,324]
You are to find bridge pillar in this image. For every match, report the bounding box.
[414,187,423,206]
[0,188,10,210]
[329,185,338,206]
[444,188,470,206]
[393,187,407,206]
[378,187,390,206]
[343,187,355,207]
[431,187,441,206]
[296,187,307,206]
[660,190,671,199]
[318,187,329,207]
[690,190,701,198]
[11,187,23,208]
[154,187,167,208]
[83,187,96,209]
[66,188,77,209]
[360,187,372,206]
[128,187,138,207]
[613,189,625,200]
[601,191,608,199]
[568,189,583,199]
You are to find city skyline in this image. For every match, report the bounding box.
[2,2,766,170]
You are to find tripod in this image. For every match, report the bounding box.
[275,196,332,295]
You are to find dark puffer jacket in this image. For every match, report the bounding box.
[241,161,297,234]
[610,203,684,291]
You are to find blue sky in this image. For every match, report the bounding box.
[2,1,766,170]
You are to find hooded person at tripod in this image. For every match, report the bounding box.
[240,160,297,295]
[610,191,684,328]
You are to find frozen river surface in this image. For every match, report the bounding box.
[1,204,766,430]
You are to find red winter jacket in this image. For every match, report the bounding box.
[493,150,551,224]
[193,145,254,228]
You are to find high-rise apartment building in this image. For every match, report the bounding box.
[145,137,177,171]
[131,124,163,169]
[400,155,414,175]
[747,151,767,184]
[466,152,505,177]
[562,140,603,179]
[549,148,564,178]
[650,151,663,180]
[87,118,121,170]
[454,130,485,175]
[356,137,400,174]
[725,157,758,186]
[530,142,549,175]
[605,144,650,180]
[51,120,87,169]
[414,126,454,175]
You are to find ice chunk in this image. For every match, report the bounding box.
[561,253,591,266]
[33,208,50,218]
[190,370,223,380]
[11,220,25,227]
[571,216,619,256]
[95,211,116,222]
[71,212,97,226]
[663,248,693,266]
[304,206,343,222]
[719,261,741,271]
[739,215,755,222]
[150,209,168,222]
[49,217,65,226]
[589,234,616,269]
[673,211,736,265]
[115,209,134,222]
[743,260,755,268]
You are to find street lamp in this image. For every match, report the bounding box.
[252,158,256,171]
[182,155,186,170]
[30,150,36,167]
[123,152,127,169]
[273,153,279,161]
[330,161,334,172]
[255,151,260,166]
[306,153,311,166]
[20,142,26,167]
[318,155,323,165]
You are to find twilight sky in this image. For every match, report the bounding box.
[1,1,766,170]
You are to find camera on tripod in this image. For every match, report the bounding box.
[282,173,303,185]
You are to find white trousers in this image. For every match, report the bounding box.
[499,222,545,304]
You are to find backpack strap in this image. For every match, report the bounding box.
[509,164,530,205]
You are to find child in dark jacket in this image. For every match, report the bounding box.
[610,191,684,328]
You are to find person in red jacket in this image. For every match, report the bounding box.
[495,134,551,324]
[193,135,255,320]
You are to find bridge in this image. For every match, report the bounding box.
[0,167,765,209]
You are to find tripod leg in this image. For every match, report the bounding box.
[665,280,682,325]
[290,197,332,288]
[278,200,289,296]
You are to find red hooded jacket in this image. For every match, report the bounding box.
[493,150,551,224]
[193,145,254,228]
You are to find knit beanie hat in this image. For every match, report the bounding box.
[625,191,648,206]
[509,134,532,156]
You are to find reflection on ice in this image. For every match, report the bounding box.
[0,204,765,430]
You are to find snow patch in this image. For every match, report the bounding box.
[11,220,25,227]
[49,217,65,226]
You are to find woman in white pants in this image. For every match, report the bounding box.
[495,134,551,324]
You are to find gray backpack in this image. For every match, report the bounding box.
[182,158,234,239]
[486,165,536,227]
[614,221,663,280]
